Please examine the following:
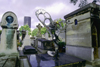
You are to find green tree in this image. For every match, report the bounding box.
[41,27,47,34]
[31,28,38,36]
[58,18,65,28]
[31,27,47,37]
[57,18,63,22]
[70,0,100,7]
[70,0,79,5]
[56,18,65,28]
[19,25,31,36]
[70,0,88,7]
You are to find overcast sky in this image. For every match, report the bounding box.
[0,0,96,30]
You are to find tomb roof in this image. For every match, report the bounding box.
[64,3,100,19]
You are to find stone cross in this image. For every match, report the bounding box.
[36,23,42,37]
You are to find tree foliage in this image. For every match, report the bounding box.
[70,0,100,7]
[19,25,31,36]
[70,0,88,7]
[55,18,65,28]
[70,0,78,5]
[31,28,38,36]
[31,27,47,37]
[56,18,63,22]
[41,27,47,34]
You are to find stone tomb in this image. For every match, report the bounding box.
[64,3,100,64]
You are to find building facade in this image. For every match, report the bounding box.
[24,16,31,28]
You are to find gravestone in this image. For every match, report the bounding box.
[0,11,18,55]
[21,31,31,50]
[0,11,19,66]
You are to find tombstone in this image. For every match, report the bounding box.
[64,3,100,63]
[0,11,19,66]
[0,11,18,55]
[21,31,31,50]
[36,23,42,38]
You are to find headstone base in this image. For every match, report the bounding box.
[0,50,18,56]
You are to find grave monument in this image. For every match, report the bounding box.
[0,11,19,66]
[34,23,43,48]
[64,3,100,64]
[0,11,18,55]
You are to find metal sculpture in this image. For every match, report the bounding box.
[35,9,61,59]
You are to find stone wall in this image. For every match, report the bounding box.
[65,12,94,61]
[66,45,94,61]
[66,12,91,47]
[99,47,100,59]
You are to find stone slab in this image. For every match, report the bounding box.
[29,53,86,67]
[0,55,18,67]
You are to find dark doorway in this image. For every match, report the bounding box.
[92,25,99,59]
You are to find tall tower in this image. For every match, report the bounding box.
[24,16,31,28]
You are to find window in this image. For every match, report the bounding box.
[74,19,78,25]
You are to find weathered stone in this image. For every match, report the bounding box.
[0,11,18,55]
[0,55,18,67]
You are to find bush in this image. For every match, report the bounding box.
[17,40,22,47]
[58,42,66,47]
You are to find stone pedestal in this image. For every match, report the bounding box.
[0,29,18,55]
[0,11,19,67]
